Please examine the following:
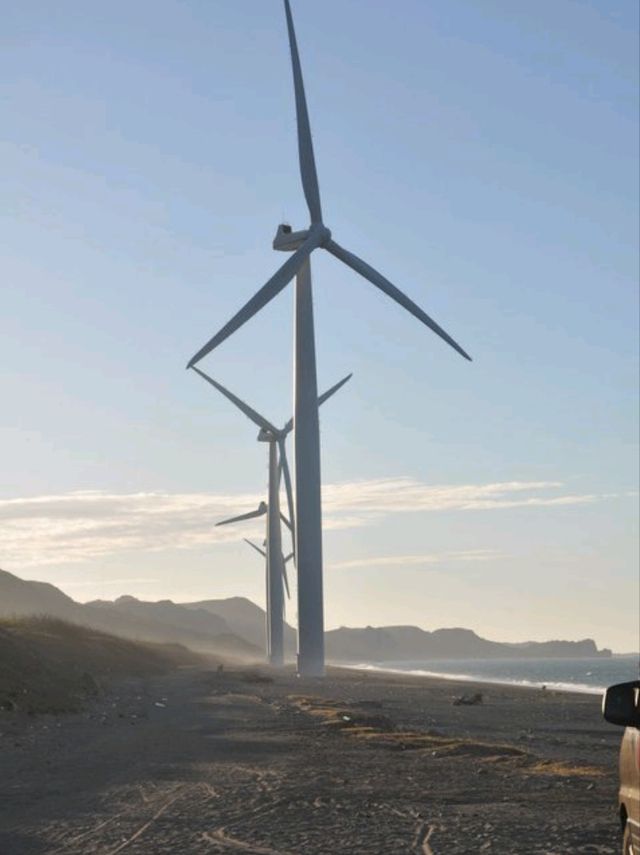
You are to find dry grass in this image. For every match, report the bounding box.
[0,615,204,714]
[287,695,525,758]
[288,695,610,776]
[349,729,526,758]
[528,760,606,778]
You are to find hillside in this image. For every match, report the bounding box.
[0,569,78,618]
[0,616,204,714]
[0,570,258,659]
[183,597,297,651]
[84,595,252,655]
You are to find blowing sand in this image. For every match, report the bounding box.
[0,664,622,854]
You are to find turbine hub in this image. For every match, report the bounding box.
[316,224,332,246]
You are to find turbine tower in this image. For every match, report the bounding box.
[188,1,471,676]
[192,366,351,667]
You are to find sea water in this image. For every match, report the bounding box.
[347,656,640,695]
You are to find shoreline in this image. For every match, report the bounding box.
[336,661,608,696]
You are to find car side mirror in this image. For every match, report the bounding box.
[602,680,640,727]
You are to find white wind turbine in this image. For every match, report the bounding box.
[243,537,294,601]
[242,537,293,668]
[188,0,471,676]
[192,366,351,667]
[243,537,294,573]
[215,503,293,666]
[242,536,295,643]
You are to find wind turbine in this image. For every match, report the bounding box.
[244,537,294,573]
[215,503,292,666]
[187,1,471,676]
[243,538,294,593]
[192,366,351,667]
[243,536,294,661]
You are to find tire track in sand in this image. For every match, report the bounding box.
[105,786,187,854]
[202,828,297,854]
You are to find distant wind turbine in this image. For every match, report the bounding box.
[187,0,470,676]
[215,503,292,665]
[244,537,294,578]
[243,537,294,657]
[192,366,351,667]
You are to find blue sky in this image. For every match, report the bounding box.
[2,0,638,650]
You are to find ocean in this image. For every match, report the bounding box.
[347,655,640,695]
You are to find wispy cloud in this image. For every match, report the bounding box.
[0,479,614,569]
[330,550,506,570]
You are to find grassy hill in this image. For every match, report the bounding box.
[0,616,205,714]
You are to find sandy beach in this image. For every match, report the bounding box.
[0,664,622,854]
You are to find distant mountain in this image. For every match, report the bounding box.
[0,570,257,659]
[183,597,297,652]
[325,625,611,662]
[88,595,231,639]
[0,569,611,662]
[504,639,611,657]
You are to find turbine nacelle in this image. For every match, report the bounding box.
[273,223,309,252]
[257,426,277,442]
[273,222,331,252]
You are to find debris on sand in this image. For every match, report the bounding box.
[452,692,484,706]
[241,671,274,685]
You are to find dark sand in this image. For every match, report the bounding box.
[0,665,622,854]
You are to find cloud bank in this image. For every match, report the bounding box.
[0,478,609,568]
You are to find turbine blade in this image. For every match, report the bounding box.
[244,538,267,559]
[282,561,291,599]
[216,503,267,527]
[318,372,352,407]
[282,372,353,435]
[277,437,296,558]
[325,240,472,362]
[190,366,278,435]
[283,0,323,224]
[187,232,321,367]
[280,512,292,531]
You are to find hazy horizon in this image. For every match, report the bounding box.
[3,1,638,653]
[4,556,636,654]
